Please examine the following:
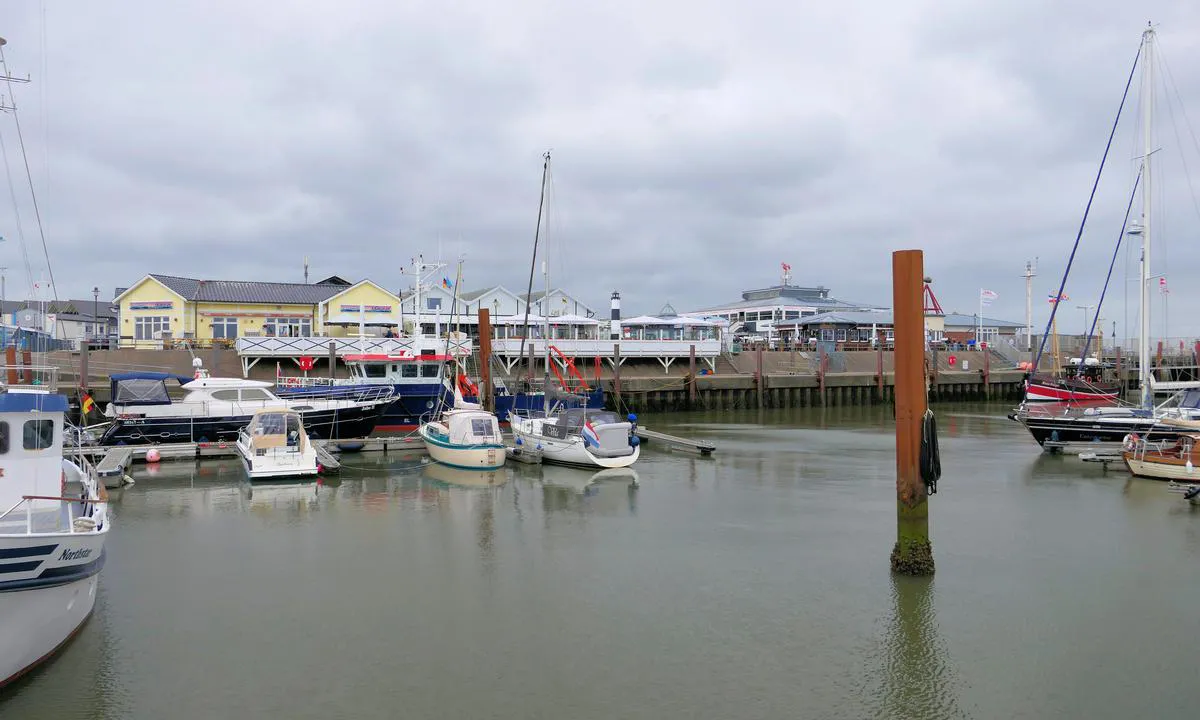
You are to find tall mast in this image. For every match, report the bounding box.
[542,154,553,415]
[1138,25,1155,407]
[413,255,423,338]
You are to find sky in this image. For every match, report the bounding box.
[2,0,1200,340]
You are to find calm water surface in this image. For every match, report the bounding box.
[4,404,1199,719]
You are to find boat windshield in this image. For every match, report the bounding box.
[1157,389,1200,411]
[556,409,622,431]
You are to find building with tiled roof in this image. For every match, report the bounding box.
[114,273,404,348]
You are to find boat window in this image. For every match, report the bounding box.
[363,364,388,379]
[420,364,441,378]
[471,418,496,438]
[401,364,419,378]
[240,389,272,402]
[113,378,171,405]
[23,419,54,451]
[287,414,302,445]
[0,421,8,454]
[211,389,240,401]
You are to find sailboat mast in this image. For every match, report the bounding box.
[1138,25,1155,407]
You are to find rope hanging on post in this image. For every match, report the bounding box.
[920,409,941,495]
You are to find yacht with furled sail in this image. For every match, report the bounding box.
[1014,25,1200,451]
[0,364,111,688]
[506,152,641,469]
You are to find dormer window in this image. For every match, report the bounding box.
[23,419,54,451]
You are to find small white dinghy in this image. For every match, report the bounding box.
[236,409,319,480]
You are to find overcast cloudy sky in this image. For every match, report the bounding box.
[2,1,1200,339]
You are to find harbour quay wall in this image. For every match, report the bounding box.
[608,368,1025,413]
[43,348,1024,410]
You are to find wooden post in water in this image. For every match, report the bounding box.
[755,345,764,408]
[982,344,991,400]
[688,344,697,408]
[20,349,32,383]
[876,333,884,400]
[527,342,536,387]
[891,250,934,576]
[1115,346,1124,394]
[5,345,16,385]
[328,341,337,380]
[79,344,90,392]
[613,344,622,409]
[478,308,494,412]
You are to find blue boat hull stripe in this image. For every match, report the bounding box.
[0,544,58,560]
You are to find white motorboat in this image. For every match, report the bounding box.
[236,409,320,480]
[511,408,641,469]
[419,394,505,471]
[0,372,111,688]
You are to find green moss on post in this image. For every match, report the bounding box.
[891,500,934,575]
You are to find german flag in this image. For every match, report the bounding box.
[81,393,95,415]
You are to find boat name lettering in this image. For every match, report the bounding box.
[60,548,93,561]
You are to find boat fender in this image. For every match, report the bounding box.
[629,435,640,447]
[515,437,523,446]
[919,409,941,495]
[1188,460,1194,475]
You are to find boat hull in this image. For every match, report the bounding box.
[1123,454,1200,481]
[0,534,107,689]
[510,419,640,469]
[1024,381,1120,403]
[1018,413,1176,453]
[100,404,381,446]
[419,426,505,470]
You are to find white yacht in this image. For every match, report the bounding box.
[236,409,320,480]
[99,365,391,445]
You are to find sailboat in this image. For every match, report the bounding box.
[419,261,506,470]
[507,153,640,469]
[1015,25,1200,452]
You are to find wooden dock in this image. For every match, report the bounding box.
[634,427,716,456]
[67,435,425,467]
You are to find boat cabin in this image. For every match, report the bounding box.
[242,410,308,453]
[344,353,452,385]
[0,389,70,518]
[441,408,502,446]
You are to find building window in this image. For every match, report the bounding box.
[134,316,170,340]
[801,311,816,317]
[836,328,848,342]
[426,298,442,311]
[212,317,239,340]
[263,318,311,337]
[785,311,800,320]
[820,329,835,342]
[23,419,54,451]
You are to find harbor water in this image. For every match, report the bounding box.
[3,404,1199,719]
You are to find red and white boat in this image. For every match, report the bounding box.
[1024,374,1121,402]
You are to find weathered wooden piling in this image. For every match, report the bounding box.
[688,344,697,407]
[613,344,622,407]
[5,346,16,385]
[327,341,337,379]
[891,250,934,576]
[478,308,494,412]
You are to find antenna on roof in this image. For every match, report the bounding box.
[303,256,309,284]
[780,262,792,286]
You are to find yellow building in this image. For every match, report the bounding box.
[114,274,403,348]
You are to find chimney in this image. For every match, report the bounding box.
[610,291,621,340]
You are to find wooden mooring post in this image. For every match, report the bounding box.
[613,344,622,408]
[891,250,934,575]
[5,345,16,385]
[688,344,697,407]
[327,341,337,380]
[755,345,764,408]
[478,308,494,412]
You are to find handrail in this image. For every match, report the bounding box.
[22,495,109,503]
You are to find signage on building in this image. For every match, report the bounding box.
[130,301,174,310]
[339,304,392,313]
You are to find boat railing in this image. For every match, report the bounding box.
[0,364,60,392]
[276,375,337,389]
[0,492,107,536]
[277,384,395,405]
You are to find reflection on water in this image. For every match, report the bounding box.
[5,404,1200,719]
[863,576,963,720]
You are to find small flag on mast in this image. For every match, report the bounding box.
[1159,277,1169,295]
[980,289,998,305]
[1047,292,1070,304]
[81,393,95,415]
